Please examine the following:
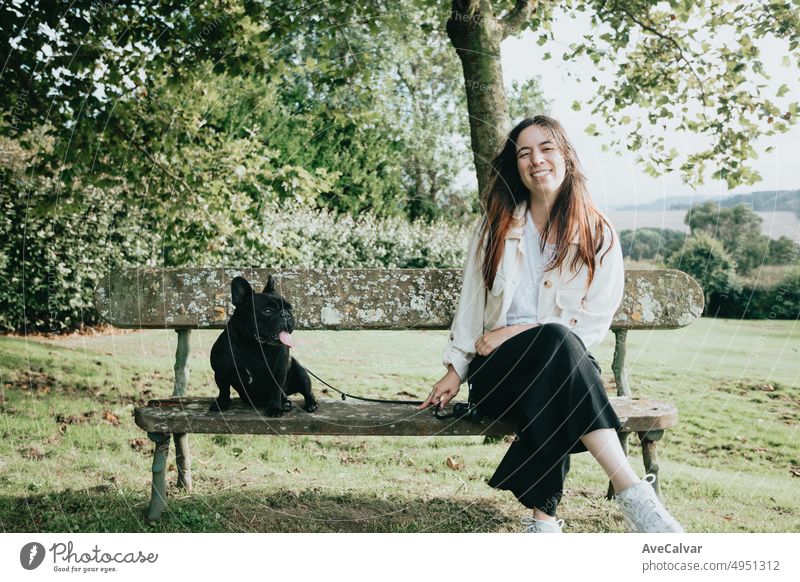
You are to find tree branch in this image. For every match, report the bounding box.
[609,2,709,109]
[500,0,537,40]
[110,121,194,195]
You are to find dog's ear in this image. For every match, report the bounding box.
[262,274,276,294]
[231,277,253,307]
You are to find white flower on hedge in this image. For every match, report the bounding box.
[92,60,108,81]
[92,83,107,101]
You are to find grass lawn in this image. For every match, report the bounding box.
[1,318,798,533]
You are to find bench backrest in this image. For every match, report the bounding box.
[95,268,704,331]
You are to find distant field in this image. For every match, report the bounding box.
[608,210,799,239]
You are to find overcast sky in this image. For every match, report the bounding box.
[499,13,800,210]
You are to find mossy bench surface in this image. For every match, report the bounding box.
[95,268,704,330]
[135,397,677,436]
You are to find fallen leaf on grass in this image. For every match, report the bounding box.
[760,384,776,392]
[339,454,357,465]
[20,445,45,460]
[102,410,119,426]
[445,456,462,470]
[396,390,417,398]
[55,411,95,425]
[790,466,800,478]
[129,438,149,453]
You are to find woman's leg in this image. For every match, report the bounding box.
[469,323,621,518]
[469,336,572,519]
[533,507,558,521]
[580,428,639,494]
[470,324,682,532]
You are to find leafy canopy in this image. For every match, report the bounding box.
[523,0,800,190]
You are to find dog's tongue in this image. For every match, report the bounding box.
[278,331,295,348]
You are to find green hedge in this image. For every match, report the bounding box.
[0,183,158,333]
[1,189,471,334]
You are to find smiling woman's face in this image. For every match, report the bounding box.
[516,125,567,200]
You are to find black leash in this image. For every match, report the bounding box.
[304,367,468,420]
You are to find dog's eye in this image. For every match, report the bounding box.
[262,308,273,315]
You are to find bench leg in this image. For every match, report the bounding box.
[173,329,191,396]
[174,432,192,492]
[611,329,631,397]
[606,431,630,500]
[638,430,664,499]
[146,432,171,521]
[171,330,193,493]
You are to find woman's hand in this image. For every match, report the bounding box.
[418,366,461,410]
[475,324,538,356]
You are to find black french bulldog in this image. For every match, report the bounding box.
[209,275,318,416]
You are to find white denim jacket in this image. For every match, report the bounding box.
[442,202,625,383]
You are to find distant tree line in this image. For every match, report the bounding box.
[619,201,799,319]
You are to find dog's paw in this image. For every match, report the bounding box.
[282,399,293,412]
[265,405,284,418]
[304,400,319,413]
[208,397,231,413]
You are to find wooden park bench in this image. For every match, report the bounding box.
[94,268,703,521]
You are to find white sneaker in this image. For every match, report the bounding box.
[521,516,565,533]
[616,474,685,533]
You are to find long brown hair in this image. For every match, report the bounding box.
[477,116,613,289]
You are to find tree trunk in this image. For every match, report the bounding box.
[447,0,535,198]
[447,0,535,196]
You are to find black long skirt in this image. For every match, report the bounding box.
[467,323,621,516]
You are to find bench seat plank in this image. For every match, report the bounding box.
[134,397,677,437]
[96,268,703,331]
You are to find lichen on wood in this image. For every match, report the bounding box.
[95,268,704,330]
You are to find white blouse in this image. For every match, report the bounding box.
[441,202,625,383]
[505,211,556,326]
